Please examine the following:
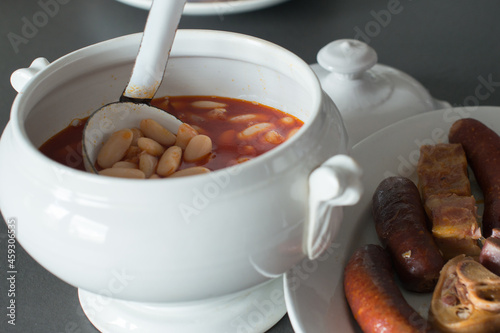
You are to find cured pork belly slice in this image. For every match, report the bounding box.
[418,143,482,259]
[425,194,481,239]
[425,194,481,259]
[418,143,471,202]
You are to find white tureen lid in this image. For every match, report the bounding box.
[311,39,450,145]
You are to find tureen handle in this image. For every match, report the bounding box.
[11,57,50,93]
[307,154,363,260]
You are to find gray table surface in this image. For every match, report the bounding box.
[2,0,500,332]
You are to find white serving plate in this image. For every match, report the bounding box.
[284,106,498,333]
[115,0,290,15]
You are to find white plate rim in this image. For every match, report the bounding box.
[284,106,500,333]
[114,0,290,15]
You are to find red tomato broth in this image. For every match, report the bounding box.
[151,96,304,171]
[39,96,303,174]
[39,118,87,171]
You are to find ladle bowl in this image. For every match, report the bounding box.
[82,102,181,173]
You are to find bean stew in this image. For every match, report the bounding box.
[39,95,304,178]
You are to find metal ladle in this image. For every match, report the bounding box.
[82,0,186,173]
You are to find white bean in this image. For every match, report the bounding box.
[130,128,144,146]
[217,129,236,146]
[238,145,256,156]
[169,167,210,178]
[140,119,176,146]
[229,114,270,123]
[124,146,141,160]
[279,117,295,126]
[237,123,274,140]
[263,130,284,144]
[287,127,301,140]
[137,137,165,156]
[190,125,205,135]
[227,157,251,167]
[191,100,227,108]
[97,129,133,169]
[156,98,170,109]
[189,114,205,123]
[157,146,182,177]
[175,123,198,150]
[207,108,227,120]
[99,168,145,179]
[112,161,138,169]
[139,153,158,178]
[236,157,251,164]
[184,135,212,162]
[229,114,258,123]
[170,101,186,110]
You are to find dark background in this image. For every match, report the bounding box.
[1,0,500,332]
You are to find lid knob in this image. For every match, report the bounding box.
[317,39,377,79]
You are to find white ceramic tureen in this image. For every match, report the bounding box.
[0,30,362,332]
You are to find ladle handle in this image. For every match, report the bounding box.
[121,0,186,103]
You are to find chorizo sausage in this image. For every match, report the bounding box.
[449,118,500,237]
[344,244,434,333]
[372,177,445,292]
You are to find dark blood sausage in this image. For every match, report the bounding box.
[344,244,434,333]
[449,118,500,237]
[372,177,445,292]
[479,228,500,276]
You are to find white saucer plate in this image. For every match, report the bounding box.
[115,0,290,15]
[284,106,500,333]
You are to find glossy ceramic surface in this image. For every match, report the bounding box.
[312,39,450,145]
[284,106,497,333]
[1,30,359,305]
